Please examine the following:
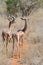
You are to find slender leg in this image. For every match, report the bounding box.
[17,36,20,58]
[18,36,21,58]
[12,37,14,57]
[2,36,5,43]
[20,36,23,53]
[21,37,23,53]
[6,36,8,56]
[18,36,20,58]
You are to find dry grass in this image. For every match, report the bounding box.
[0,8,43,65]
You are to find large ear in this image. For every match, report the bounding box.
[20,17,24,20]
[21,17,26,21]
[20,17,23,20]
[8,16,15,22]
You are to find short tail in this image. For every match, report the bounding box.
[2,32,5,42]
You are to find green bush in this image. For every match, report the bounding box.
[5,0,21,15]
[5,0,43,16]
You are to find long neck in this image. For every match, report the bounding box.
[9,17,14,28]
[22,19,27,32]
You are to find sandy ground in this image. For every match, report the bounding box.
[0,8,43,65]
